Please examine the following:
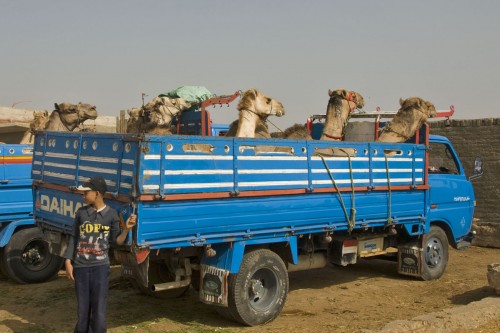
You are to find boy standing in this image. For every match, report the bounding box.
[64,176,136,333]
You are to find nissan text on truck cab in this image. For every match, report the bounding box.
[33,107,482,325]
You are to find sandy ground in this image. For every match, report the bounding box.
[0,246,499,333]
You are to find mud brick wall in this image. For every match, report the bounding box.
[430,118,500,223]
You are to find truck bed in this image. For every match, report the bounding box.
[33,132,429,248]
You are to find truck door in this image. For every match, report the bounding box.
[428,141,474,240]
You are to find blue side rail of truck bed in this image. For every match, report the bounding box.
[33,132,429,248]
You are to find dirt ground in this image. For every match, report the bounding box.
[0,246,499,333]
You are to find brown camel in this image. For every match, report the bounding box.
[377,97,436,143]
[126,107,143,133]
[282,89,364,141]
[283,123,312,140]
[320,89,365,141]
[45,102,98,131]
[225,89,285,138]
[127,97,192,134]
[20,110,50,144]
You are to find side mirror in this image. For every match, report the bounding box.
[469,157,483,181]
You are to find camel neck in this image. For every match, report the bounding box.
[235,109,260,138]
[321,100,347,140]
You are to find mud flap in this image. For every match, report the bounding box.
[199,264,229,307]
[330,239,358,266]
[398,245,422,277]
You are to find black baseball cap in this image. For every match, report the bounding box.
[76,176,107,195]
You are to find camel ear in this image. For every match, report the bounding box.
[54,103,60,110]
[246,89,257,100]
[328,89,333,96]
[399,98,404,106]
[340,90,348,99]
[44,110,49,116]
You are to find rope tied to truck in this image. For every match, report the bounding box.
[315,150,356,233]
[384,155,394,225]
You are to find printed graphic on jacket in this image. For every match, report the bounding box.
[76,220,111,261]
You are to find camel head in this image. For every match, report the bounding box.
[237,89,285,119]
[328,89,365,109]
[321,89,365,141]
[399,97,437,119]
[53,102,98,131]
[377,97,437,143]
[141,97,192,133]
[31,110,50,131]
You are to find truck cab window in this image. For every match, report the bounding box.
[428,142,459,174]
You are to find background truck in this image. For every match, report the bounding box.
[0,94,232,284]
[33,117,481,326]
[0,143,63,283]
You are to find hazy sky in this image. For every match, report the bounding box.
[2,1,499,129]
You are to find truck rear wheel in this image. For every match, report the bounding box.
[421,226,449,281]
[226,249,288,326]
[0,227,63,284]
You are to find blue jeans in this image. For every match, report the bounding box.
[74,265,110,333]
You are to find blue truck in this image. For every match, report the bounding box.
[0,143,63,283]
[33,117,482,326]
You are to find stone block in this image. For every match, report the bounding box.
[472,221,500,248]
[487,263,500,294]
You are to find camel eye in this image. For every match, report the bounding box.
[266,98,271,104]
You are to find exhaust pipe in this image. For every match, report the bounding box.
[288,253,328,272]
[151,277,191,292]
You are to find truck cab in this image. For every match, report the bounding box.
[427,135,476,248]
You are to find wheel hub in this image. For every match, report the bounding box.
[23,247,42,265]
[426,239,442,267]
[251,279,264,299]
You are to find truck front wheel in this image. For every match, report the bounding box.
[421,226,449,281]
[0,228,63,284]
[226,249,288,326]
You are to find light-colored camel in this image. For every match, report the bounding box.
[282,89,364,141]
[45,102,98,131]
[126,97,192,134]
[377,97,436,143]
[225,89,285,138]
[20,111,50,144]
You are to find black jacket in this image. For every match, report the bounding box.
[64,205,121,267]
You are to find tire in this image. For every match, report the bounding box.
[0,248,8,278]
[135,260,189,298]
[421,226,449,281]
[226,249,288,326]
[0,227,64,284]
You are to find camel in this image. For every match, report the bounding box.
[225,89,285,138]
[377,97,436,143]
[20,110,50,144]
[282,89,364,141]
[126,97,192,134]
[45,102,98,131]
[319,89,365,141]
[126,107,143,133]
